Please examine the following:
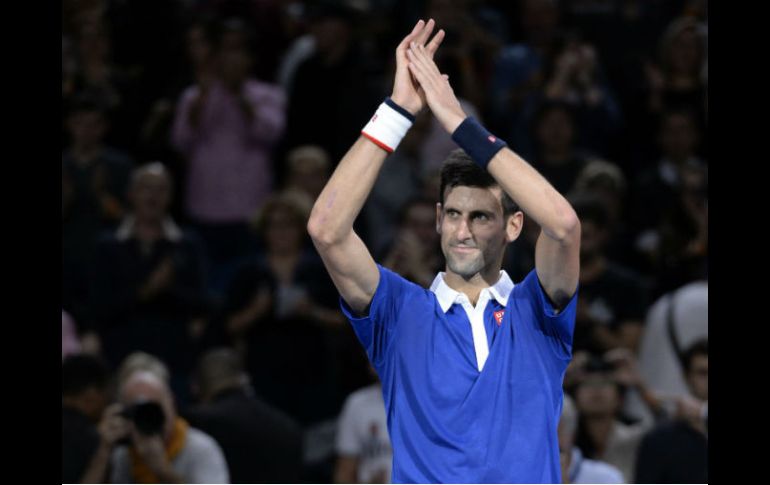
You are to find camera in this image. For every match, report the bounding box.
[120,401,166,436]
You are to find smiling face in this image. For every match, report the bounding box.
[437,186,522,280]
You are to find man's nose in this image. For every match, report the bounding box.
[456,217,472,241]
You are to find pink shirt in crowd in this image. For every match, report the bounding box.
[172,79,286,223]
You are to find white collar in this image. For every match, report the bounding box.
[429,270,514,313]
[115,216,183,242]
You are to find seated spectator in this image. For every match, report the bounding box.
[185,348,303,483]
[284,145,332,202]
[570,194,649,354]
[215,190,350,425]
[334,371,392,484]
[571,355,649,482]
[82,368,230,483]
[381,197,444,288]
[63,94,134,329]
[89,163,208,404]
[62,354,111,483]
[624,280,707,424]
[635,339,708,483]
[558,394,625,484]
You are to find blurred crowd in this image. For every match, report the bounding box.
[62,0,708,483]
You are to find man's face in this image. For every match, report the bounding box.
[437,186,516,279]
[537,108,574,154]
[686,354,708,401]
[575,374,621,418]
[405,203,439,249]
[659,113,698,160]
[130,172,171,221]
[68,110,106,148]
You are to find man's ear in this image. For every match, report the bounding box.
[436,202,443,234]
[505,211,524,243]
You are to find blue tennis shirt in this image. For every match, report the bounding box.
[340,264,578,483]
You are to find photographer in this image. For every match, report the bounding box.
[81,369,229,483]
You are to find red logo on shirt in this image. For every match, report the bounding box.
[494,310,505,325]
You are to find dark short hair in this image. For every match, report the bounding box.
[66,92,109,118]
[439,150,520,215]
[62,354,110,397]
[570,193,610,229]
[682,338,708,373]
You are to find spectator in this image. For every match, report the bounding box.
[284,145,332,201]
[558,394,625,484]
[381,197,444,288]
[283,2,381,162]
[635,339,708,483]
[624,279,708,424]
[630,109,706,257]
[572,355,648,482]
[63,95,134,329]
[334,373,392,484]
[172,17,286,267]
[62,354,111,484]
[83,369,230,483]
[529,101,591,195]
[216,190,349,424]
[185,348,304,483]
[90,163,208,404]
[570,194,649,354]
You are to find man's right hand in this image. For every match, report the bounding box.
[98,404,130,447]
[391,19,445,116]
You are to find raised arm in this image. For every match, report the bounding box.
[307,20,445,315]
[406,42,580,310]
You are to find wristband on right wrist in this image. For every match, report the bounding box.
[450,116,507,169]
[361,97,415,153]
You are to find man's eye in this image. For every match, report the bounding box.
[474,214,489,221]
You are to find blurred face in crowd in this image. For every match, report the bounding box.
[579,219,607,262]
[521,0,559,44]
[218,30,252,87]
[667,25,703,76]
[120,371,176,440]
[536,107,575,158]
[659,112,699,161]
[575,372,621,418]
[405,202,440,250]
[68,109,107,149]
[288,155,330,199]
[438,186,520,279]
[264,204,305,255]
[310,16,351,56]
[686,353,708,401]
[187,25,213,68]
[130,167,171,222]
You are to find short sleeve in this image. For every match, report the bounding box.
[339,265,412,366]
[519,269,578,359]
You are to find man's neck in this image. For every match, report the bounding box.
[583,416,615,457]
[72,144,102,166]
[134,218,164,242]
[443,267,502,306]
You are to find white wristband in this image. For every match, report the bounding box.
[361,98,415,153]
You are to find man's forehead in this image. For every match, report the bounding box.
[443,185,503,211]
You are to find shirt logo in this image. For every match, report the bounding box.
[488,135,496,143]
[494,310,505,325]
[372,114,378,122]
